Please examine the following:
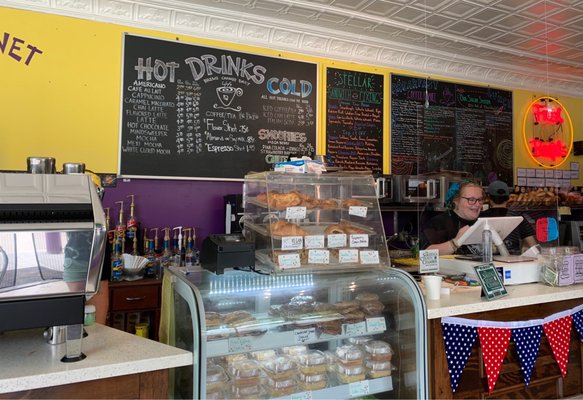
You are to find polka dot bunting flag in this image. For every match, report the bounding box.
[478,327,512,393]
[573,309,583,340]
[441,322,478,393]
[511,325,543,387]
[543,315,573,378]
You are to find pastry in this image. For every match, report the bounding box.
[297,350,328,374]
[250,350,276,361]
[228,359,262,386]
[298,373,328,390]
[355,292,379,302]
[339,221,366,234]
[364,359,392,378]
[261,355,297,379]
[364,340,394,361]
[316,318,343,335]
[360,300,385,316]
[280,345,309,356]
[341,310,365,324]
[324,224,345,235]
[336,364,366,383]
[269,220,308,236]
[335,300,360,313]
[335,344,364,366]
[263,376,297,397]
[224,310,254,325]
[206,364,229,392]
[205,312,224,328]
[341,198,364,207]
[318,199,338,209]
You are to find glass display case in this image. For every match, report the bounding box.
[167,265,427,399]
[242,172,389,273]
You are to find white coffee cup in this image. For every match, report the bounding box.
[422,275,443,300]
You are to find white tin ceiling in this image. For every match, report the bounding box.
[4,0,583,97]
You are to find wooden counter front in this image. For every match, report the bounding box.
[426,284,583,399]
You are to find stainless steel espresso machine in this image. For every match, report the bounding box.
[0,173,106,361]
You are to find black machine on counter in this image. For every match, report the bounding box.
[0,173,106,360]
[200,234,255,275]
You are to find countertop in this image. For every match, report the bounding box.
[0,323,193,394]
[426,282,583,319]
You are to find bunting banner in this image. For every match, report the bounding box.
[441,304,583,394]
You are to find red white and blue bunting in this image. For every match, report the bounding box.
[441,304,583,394]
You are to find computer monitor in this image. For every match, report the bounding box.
[456,216,523,247]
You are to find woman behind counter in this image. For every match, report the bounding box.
[419,180,485,255]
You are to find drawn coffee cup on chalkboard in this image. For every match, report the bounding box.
[216,86,243,110]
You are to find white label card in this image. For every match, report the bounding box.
[304,235,325,249]
[348,206,368,217]
[278,253,301,269]
[281,236,303,250]
[294,327,318,344]
[419,249,439,273]
[360,250,380,264]
[349,234,369,247]
[308,249,330,264]
[327,233,347,248]
[349,380,370,397]
[286,206,306,220]
[366,317,387,333]
[291,392,313,400]
[339,249,359,263]
[344,321,367,336]
[228,336,253,352]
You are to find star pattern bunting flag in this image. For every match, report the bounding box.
[441,321,478,393]
[441,305,583,394]
[478,327,511,393]
[543,313,572,378]
[512,324,542,387]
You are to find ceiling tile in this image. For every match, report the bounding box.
[389,6,427,23]
[361,1,402,16]
[467,8,508,24]
[490,32,527,46]
[423,14,458,29]
[440,0,482,18]
[467,26,506,41]
[492,14,532,30]
[442,20,484,35]
[331,0,372,10]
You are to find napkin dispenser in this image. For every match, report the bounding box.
[201,234,255,275]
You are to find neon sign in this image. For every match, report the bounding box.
[522,96,573,168]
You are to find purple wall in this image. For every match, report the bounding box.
[102,178,242,250]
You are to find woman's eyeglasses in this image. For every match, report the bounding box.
[461,196,484,205]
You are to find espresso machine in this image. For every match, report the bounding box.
[0,172,106,361]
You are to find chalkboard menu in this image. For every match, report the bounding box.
[325,68,383,173]
[391,74,513,184]
[120,34,317,179]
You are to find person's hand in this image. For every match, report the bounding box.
[454,225,470,245]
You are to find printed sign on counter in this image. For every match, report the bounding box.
[278,253,301,269]
[348,206,368,217]
[228,336,253,353]
[344,321,367,336]
[349,380,370,397]
[286,206,307,220]
[308,249,330,264]
[281,236,303,250]
[339,249,359,263]
[327,233,347,248]
[360,250,380,264]
[366,317,387,333]
[294,327,318,344]
[349,234,369,248]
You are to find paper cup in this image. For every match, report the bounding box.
[422,275,443,300]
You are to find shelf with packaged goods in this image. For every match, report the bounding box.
[205,315,389,357]
[270,376,394,400]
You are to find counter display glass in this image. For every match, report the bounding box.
[166,266,427,399]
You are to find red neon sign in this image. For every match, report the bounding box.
[532,102,564,125]
[529,138,568,161]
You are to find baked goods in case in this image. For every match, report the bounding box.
[296,350,328,374]
[363,340,394,361]
[335,344,364,366]
[269,220,308,236]
[298,372,328,390]
[228,383,261,399]
[250,349,276,361]
[316,318,343,335]
[206,364,229,392]
[355,292,379,302]
[360,300,385,316]
[364,359,392,378]
[224,310,255,326]
[228,359,262,386]
[336,364,366,383]
[261,355,297,379]
[205,312,224,328]
[262,376,297,397]
[341,198,364,207]
[280,345,309,356]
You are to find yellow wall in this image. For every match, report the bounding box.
[2,7,582,183]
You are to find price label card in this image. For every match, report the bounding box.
[228,336,253,353]
[339,249,359,263]
[294,327,318,344]
[286,206,306,220]
[360,250,380,264]
[305,235,325,249]
[278,253,301,269]
[474,263,508,300]
[366,317,387,333]
[349,234,369,248]
[281,236,303,250]
[308,249,330,264]
[419,249,439,273]
[348,206,368,217]
[344,321,367,336]
[327,233,347,248]
[291,392,313,400]
[349,380,370,397]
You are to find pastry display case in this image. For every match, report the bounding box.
[242,172,389,273]
[166,266,427,399]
